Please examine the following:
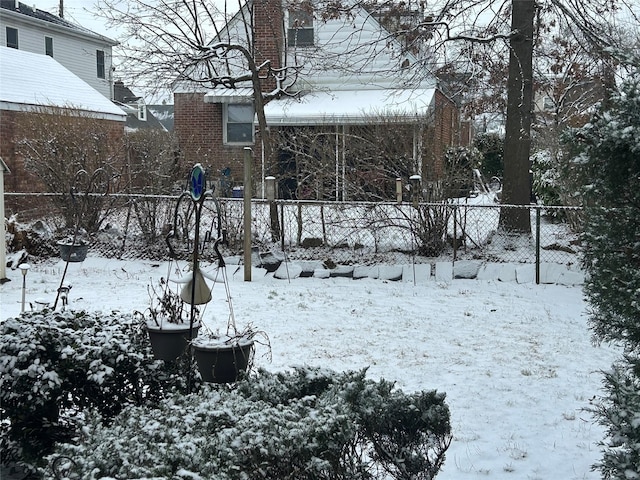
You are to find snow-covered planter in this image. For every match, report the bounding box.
[138,279,201,361]
[191,331,255,383]
[189,238,269,383]
[0,309,190,472]
[56,238,89,262]
[44,367,452,479]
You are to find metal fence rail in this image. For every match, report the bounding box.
[5,193,582,270]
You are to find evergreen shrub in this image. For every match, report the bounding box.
[44,367,451,479]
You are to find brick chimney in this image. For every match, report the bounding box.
[252,0,284,93]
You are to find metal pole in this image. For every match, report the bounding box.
[243,147,252,282]
[19,263,30,313]
[535,206,541,284]
[396,178,402,204]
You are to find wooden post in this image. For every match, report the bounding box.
[0,159,11,283]
[243,148,252,282]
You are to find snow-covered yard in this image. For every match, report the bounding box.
[1,255,619,479]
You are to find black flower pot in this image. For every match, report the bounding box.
[146,324,200,361]
[192,339,254,383]
[57,241,88,262]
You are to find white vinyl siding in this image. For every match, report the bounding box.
[0,10,115,99]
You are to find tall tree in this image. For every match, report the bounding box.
[500,0,535,232]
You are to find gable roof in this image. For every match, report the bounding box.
[0,46,125,121]
[179,0,434,96]
[0,0,117,45]
[113,81,168,130]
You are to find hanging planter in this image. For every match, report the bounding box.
[189,237,270,383]
[57,240,88,262]
[147,323,201,361]
[192,336,254,383]
[138,277,203,361]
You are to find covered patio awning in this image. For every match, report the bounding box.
[204,87,253,103]
[263,88,436,126]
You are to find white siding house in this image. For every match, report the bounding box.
[0,0,117,100]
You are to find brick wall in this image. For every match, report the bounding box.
[1,109,124,193]
[422,90,460,180]
[174,93,259,189]
[253,0,284,93]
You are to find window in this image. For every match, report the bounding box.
[287,8,314,47]
[45,36,53,57]
[137,101,147,122]
[96,50,105,79]
[225,104,254,144]
[6,27,18,49]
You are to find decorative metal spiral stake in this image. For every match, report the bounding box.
[166,163,219,392]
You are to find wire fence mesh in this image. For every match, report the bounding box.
[5,193,582,269]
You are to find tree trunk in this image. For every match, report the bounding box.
[499,0,535,233]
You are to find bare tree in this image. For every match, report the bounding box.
[16,108,124,232]
[123,129,185,241]
[97,0,296,162]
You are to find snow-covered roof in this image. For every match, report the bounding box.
[263,88,436,125]
[204,87,254,103]
[0,46,125,121]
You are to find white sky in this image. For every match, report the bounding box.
[29,0,114,38]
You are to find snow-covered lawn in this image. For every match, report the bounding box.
[1,256,619,479]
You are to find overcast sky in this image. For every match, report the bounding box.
[29,1,113,37]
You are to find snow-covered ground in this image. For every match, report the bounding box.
[0,255,619,480]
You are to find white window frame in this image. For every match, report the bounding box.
[137,100,147,121]
[287,8,314,48]
[224,103,254,145]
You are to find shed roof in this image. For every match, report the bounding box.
[0,46,125,121]
[262,88,436,125]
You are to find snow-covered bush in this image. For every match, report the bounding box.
[578,72,640,478]
[44,367,451,479]
[0,309,191,472]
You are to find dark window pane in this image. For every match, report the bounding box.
[45,37,53,57]
[288,28,314,47]
[6,27,18,49]
[227,123,253,143]
[96,50,105,79]
[227,104,253,123]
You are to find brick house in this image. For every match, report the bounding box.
[0,46,125,193]
[174,0,460,200]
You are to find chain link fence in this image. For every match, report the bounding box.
[5,193,582,270]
